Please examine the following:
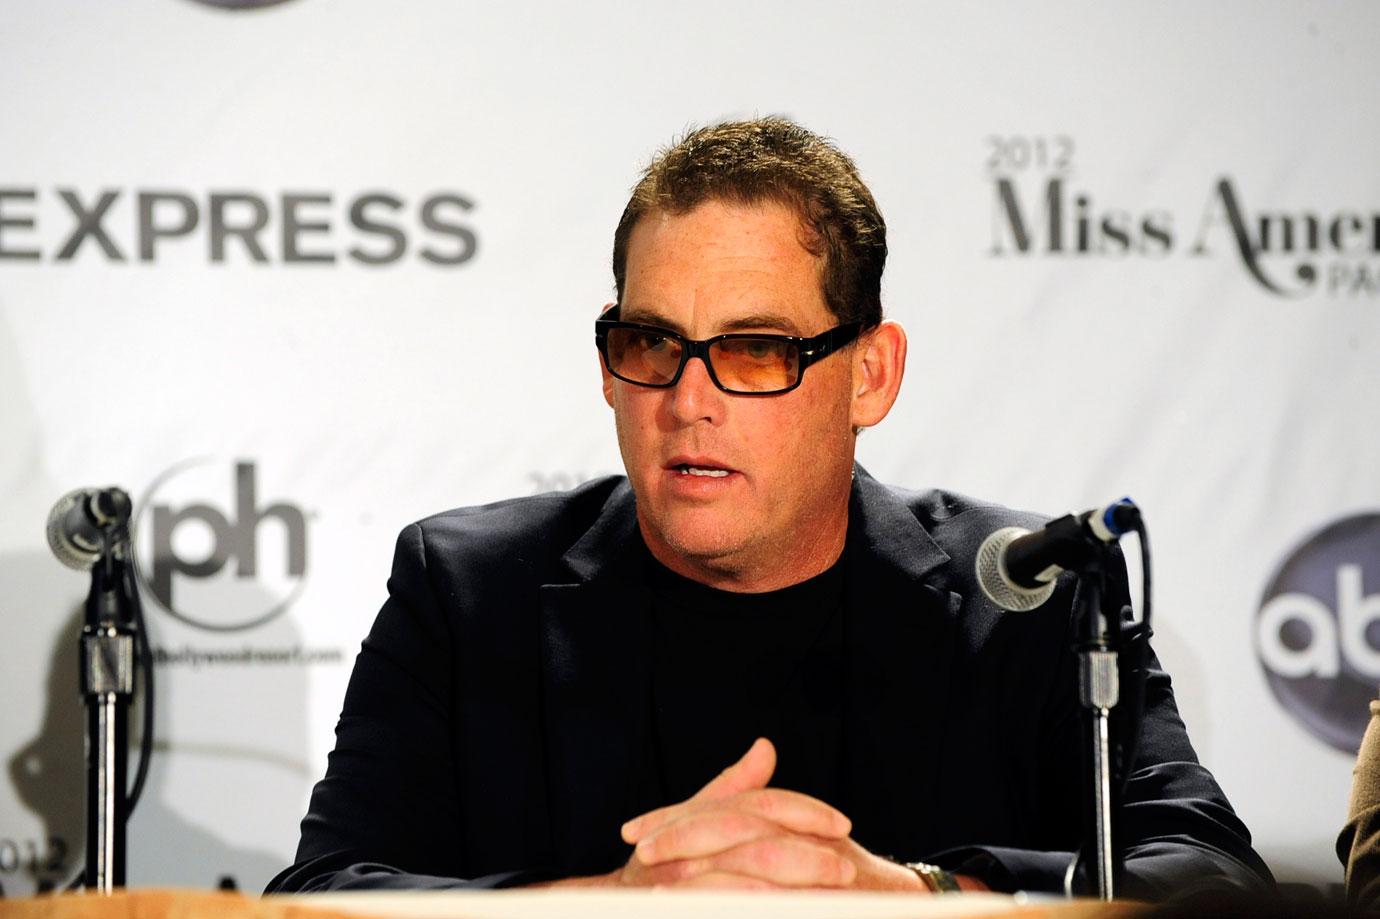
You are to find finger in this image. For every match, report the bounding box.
[699,835,858,889]
[691,737,776,803]
[635,810,780,865]
[622,738,777,842]
[635,794,851,865]
[623,802,678,844]
[732,787,852,839]
[660,870,780,891]
[619,853,769,889]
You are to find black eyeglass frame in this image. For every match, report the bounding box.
[594,304,867,396]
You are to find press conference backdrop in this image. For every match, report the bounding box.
[2,0,1377,896]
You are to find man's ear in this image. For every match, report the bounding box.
[849,321,907,429]
[601,361,615,407]
[598,302,616,408]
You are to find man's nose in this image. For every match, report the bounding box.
[666,352,725,425]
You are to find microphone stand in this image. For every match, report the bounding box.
[982,499,1148,901]
[81,526,138,893]
[1070,544,1126,902]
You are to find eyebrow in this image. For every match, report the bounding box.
[619,308,805,338]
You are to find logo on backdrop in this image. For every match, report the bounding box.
[985,135,1380,298]
[0,187,477,267]
[1255,513,1380,753]
[135,458,309,632]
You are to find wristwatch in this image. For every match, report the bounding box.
[902,861,962,893]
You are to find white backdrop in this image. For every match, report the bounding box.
[2,0,1378,896]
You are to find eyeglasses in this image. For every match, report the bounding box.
[595,305,865,395]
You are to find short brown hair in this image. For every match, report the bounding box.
[612,116,887,327]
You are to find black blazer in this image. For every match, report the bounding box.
[268,469,1273,898]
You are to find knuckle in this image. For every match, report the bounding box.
[721,810,759,840]
[745,789,778,811]
[746,789,788,823]
[639,828,671,862]
[663,820,689,848]
[672,858,702,882]
[751,838,784,872]
[829,853,854,885]
[750,789,778,816]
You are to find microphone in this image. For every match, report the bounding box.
[977,498,1140,612]
[46,487,133,570]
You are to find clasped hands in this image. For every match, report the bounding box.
[555,737,960,891]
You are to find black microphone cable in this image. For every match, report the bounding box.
[123,531,155,814]
[1114,514,1153,798]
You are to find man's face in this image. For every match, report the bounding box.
[604,198,861,590]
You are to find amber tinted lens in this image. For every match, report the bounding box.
[605,327,684,385]
[710,337,799,392]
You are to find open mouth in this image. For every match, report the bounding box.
[672,464,731,478]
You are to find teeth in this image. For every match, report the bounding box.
[679,465,730,477]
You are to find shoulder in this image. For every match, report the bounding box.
[871,480,1130,636]
[883,483,1049,527]
[399,475,631,575]
[866,479,1053,560]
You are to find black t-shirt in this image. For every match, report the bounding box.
[644,550,848,807]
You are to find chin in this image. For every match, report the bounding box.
[647,511,750,568]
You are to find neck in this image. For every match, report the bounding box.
[639,494,850,594]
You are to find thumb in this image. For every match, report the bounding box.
[691,737,776,802]
[619,738,778,844]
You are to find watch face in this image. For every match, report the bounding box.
[906,862,961,893]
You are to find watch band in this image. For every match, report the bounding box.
[903,861,962,893]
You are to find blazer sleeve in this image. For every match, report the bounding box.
[1338,700,1380,907]
[265,524,552,893]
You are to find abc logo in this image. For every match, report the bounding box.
[1256,513,1380,753]
[135,459,308,632]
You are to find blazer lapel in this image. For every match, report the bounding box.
[842,468,961,860]
[539,482,656,875]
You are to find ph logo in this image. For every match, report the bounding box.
[1256,513,1380,753]
[135,459,309,632]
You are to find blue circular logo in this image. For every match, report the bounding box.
[1256,513,1380,753]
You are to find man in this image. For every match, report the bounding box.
[268,117,1272,898]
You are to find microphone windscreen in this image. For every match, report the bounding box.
[976,526,1057,612]
[46,489,104,571]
